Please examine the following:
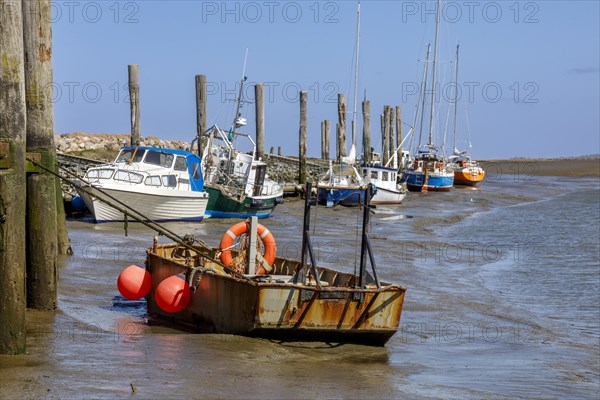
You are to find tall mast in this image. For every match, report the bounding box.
[231,48,249,136]
[352,1,361,150]
[418,43,431,148]
[452,43,460,151]
[427,0,441,148]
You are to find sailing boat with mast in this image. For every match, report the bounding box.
[447,44,485,186]
[403,0,454,192]
[317,1,370,207]
[199,52,284,218]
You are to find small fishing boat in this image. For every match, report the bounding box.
[198,57,283,219]
[362,163,407,204]
[199,124,283,218]
[448,44,485,186]
[75,146,209,222]
[317,2,368,207]
[117,184,406,346]
[448,152,486,186]
[317,158,370,207]
[404,145,454,192]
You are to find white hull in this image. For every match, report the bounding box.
[77,185,209,222]
[371,186,407,205]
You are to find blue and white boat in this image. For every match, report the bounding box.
[317,159,369,207]
[317,1,369,207]
[75,146,209,222]
[403,145,454,192]
[362,163,406,204]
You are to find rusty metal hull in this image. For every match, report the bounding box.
[146,244,406,346]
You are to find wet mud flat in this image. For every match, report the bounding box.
[1,175,599,399]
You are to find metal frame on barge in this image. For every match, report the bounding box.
[145,184,406,346]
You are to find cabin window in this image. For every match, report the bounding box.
[86,168,114,179]
[145,176,162,186]
[371,171,378,179]
[178,178,190,185]
[382,171,389,181]
[391,172,396,181]
[174,156,188,171]
[116,149,145,163]
[190,163,201,180]
[162,175,177,188]
[144,150,174,168]
[114,170,143,184]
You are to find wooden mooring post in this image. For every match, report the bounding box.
[195,74,207,156]
[388,106,396,166]
[23,0,58,310]
[128,64,141,145]
[255,83,265,160]
[299,91,307,184]
[321,120,330,160]
[0,0,27,354]
[337,94,347,158]
[381,106,389,165]
[362,100,371,163]
[395,106,403,166]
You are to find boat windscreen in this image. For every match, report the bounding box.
[116,149,145,163]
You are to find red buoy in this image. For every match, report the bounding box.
[117,265,151,300]
[155,275,190,313]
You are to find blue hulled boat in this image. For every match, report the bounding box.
[403,146,454,192]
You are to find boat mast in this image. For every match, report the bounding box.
[231,48,249,138]
[452,43,460,152]
[427,0,441,148]
[351,1,361,156]
[418,43,431,149]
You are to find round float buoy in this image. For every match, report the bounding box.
[71,195,87,212]
[117,265,151,300]
[155,274,190,313]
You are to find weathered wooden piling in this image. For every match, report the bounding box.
[321,120,330,160]
[323,120,330,160]
[195,74,207,155]
[278,146,282,156]
[395,106,402,165]
[269,146,274,155]
[299,91,307,184]
[362,100,371,163]
[23,0,58,310]
[381,106,389,165]
[128,64,141,145]
[0,0,27,354]
[337,94,347,158]
[255,83,265,160]
[388,106,396,165]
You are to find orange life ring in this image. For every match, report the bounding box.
[218,221,277,271]
[461,160,468,168]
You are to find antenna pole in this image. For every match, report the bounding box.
[231,48,249,136]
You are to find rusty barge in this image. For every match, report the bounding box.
[137,184,406,346]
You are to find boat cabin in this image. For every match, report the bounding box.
[84,146,205,192]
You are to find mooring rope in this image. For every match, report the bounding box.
[27,157,251,281]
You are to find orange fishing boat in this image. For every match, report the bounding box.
[448,44,485,186]
[449,155,486,186]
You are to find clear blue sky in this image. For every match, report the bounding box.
[51,0,600,159]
